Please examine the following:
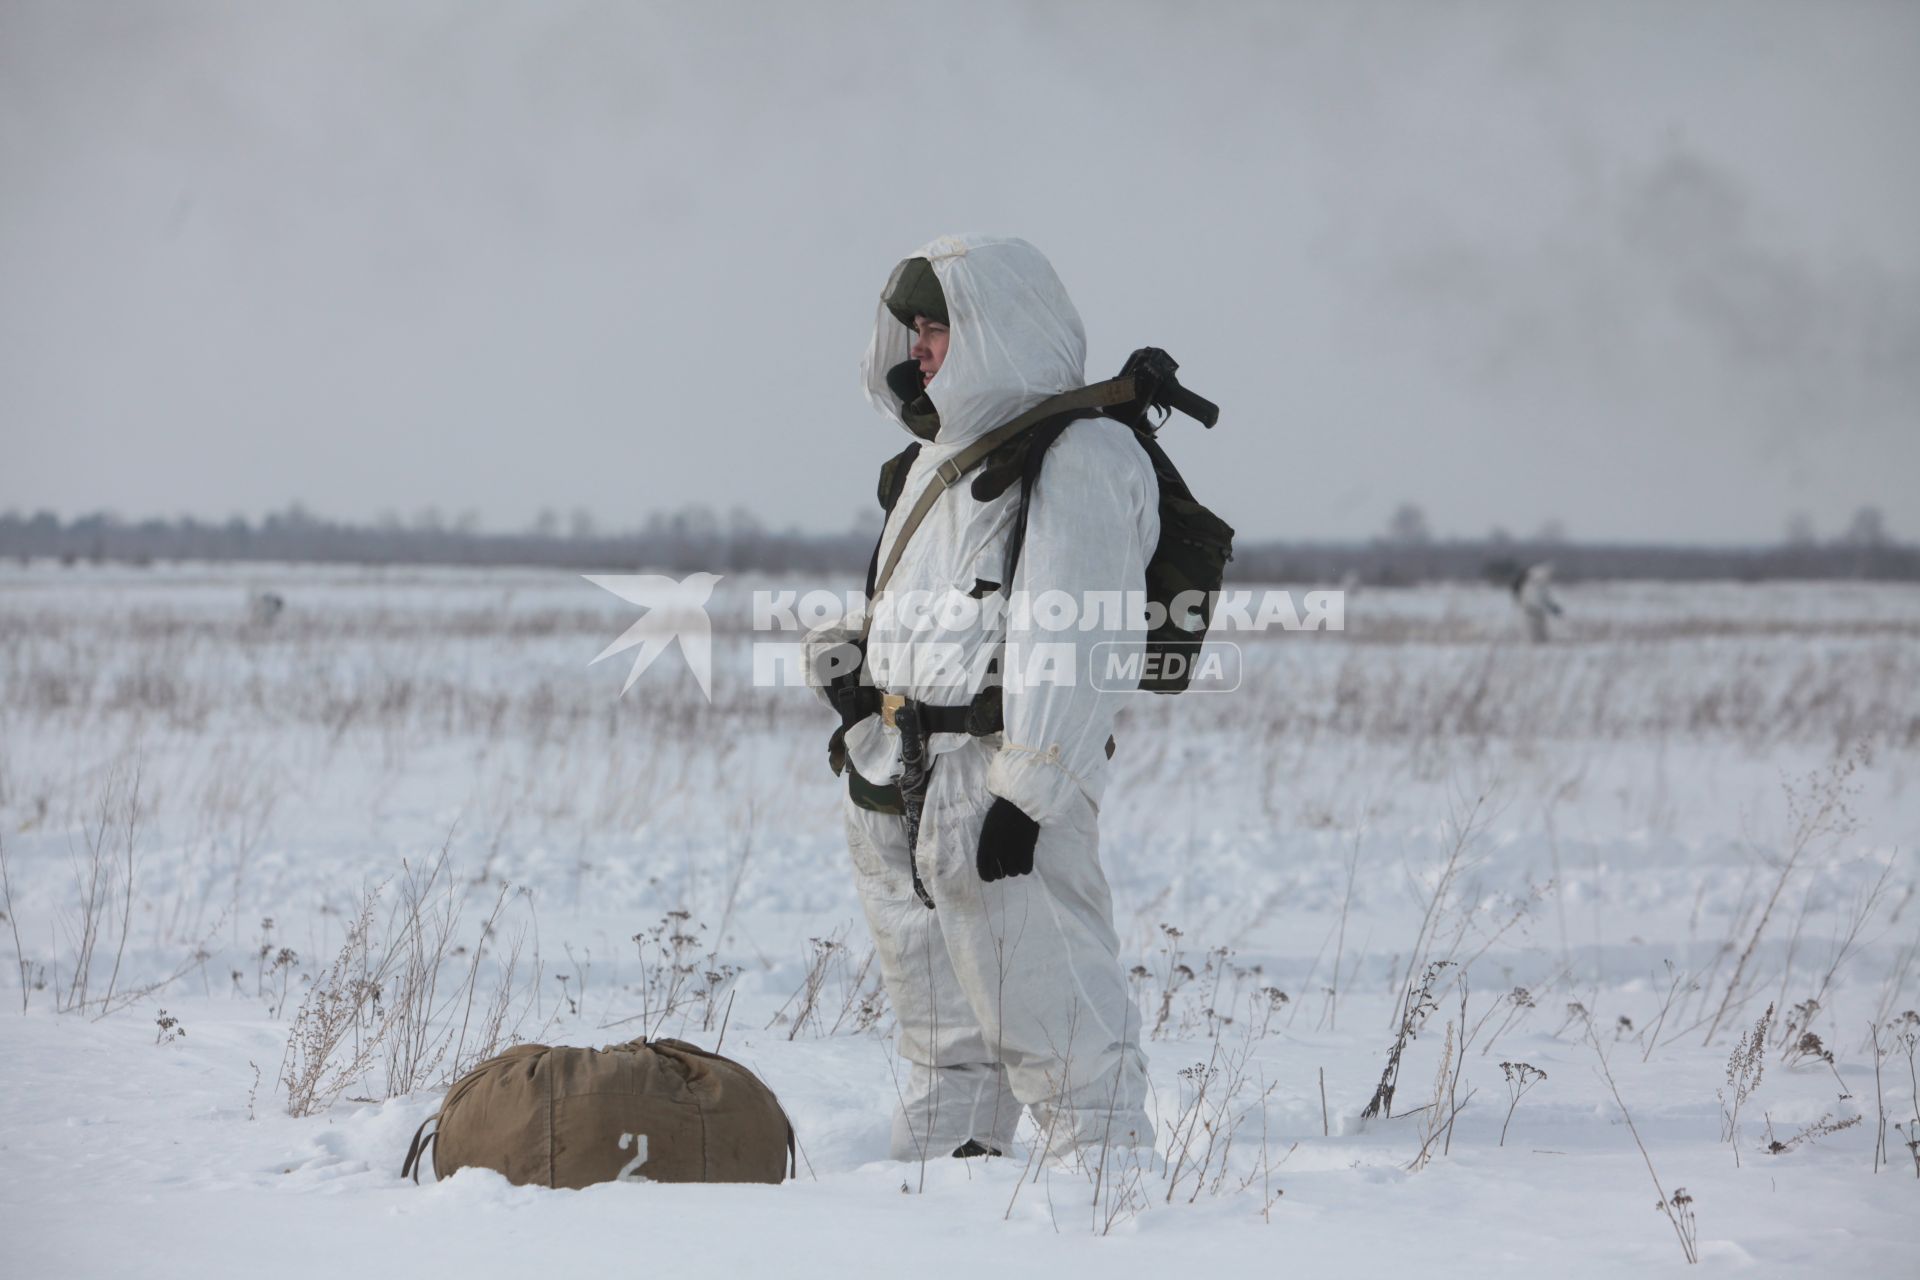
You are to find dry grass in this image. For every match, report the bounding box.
[278,848,541,1118]
[766,927,887,1041]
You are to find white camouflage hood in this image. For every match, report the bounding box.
[860,234,1089,448]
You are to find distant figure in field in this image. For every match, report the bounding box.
[1511,563,1562,643]
[248,591,285,627]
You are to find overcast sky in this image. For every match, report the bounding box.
[4,1,1916,543]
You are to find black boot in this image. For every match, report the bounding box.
[951,1139,1002,1159]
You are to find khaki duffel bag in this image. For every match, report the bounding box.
[402,1037,794,1187]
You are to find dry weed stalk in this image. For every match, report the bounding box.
[1891,1012,1920,1176]
[1499,1061,1546,1146]
[279,887,385,1117]
[383,847,471,1096]
[60,764,144,1013]
[1409,981,1474,1170]
[1475,985,1538,1057]
[1868,937,1920,1035]
[825,945,887,1036]
[20,760,232,1021]
[1,834,26,1014]
[1146,923,1191,1040]
[1362,959,1453,1120]
[1788,858,1896,1040]
[606,909,708,1038]
[1718,1003,1773,1168]
[1383,797,1487,1035]
[1317,826,1363,1032]
[1870,1020,1889,1172]
[1590,1030,1699,1265]
[784,934,843,1041]
[1702,755,1859,1045]
[1779,998,1822,1059]
[1762,1110,1860,1155]
[1640,960,1697,1061]
[1049,1007,1291,1233]
[1893,1120,1920,1177]
[761,927,885,1041]
[1407,1021,1457,1171]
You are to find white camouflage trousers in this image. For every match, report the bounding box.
[842,736,1152,1161]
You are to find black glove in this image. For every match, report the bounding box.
[976,797,1040,882]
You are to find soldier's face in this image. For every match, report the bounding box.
[910,316,949,385]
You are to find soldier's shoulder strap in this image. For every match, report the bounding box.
[859,378,1136,641]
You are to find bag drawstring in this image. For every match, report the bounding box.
[400,1114,439,1183]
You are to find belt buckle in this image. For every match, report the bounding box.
[880,693,906,728]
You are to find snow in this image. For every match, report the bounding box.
[1,561,1916,1277]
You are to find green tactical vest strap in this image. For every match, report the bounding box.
[866,442,923,602]
[859,375,1139,643]
[877,443,921,513]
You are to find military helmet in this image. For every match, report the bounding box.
[881,256,947,329]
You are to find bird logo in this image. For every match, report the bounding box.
[584,572,723,700]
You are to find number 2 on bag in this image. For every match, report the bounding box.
[617,1132,650,1181]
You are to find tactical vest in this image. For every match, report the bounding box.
[830,351,1231,810]
[869,374,1234,694]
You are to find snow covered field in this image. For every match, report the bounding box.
[2,561,1916,1277]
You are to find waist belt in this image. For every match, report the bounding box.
[831,683,1113,791]
[833,684,1003,753]
[825,687,1006,794]
[878,688,1005,737]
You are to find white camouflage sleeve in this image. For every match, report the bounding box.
[986,419,1160,824]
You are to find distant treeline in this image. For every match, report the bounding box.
[1,508,1914,583]
[1232,539,1917,585]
